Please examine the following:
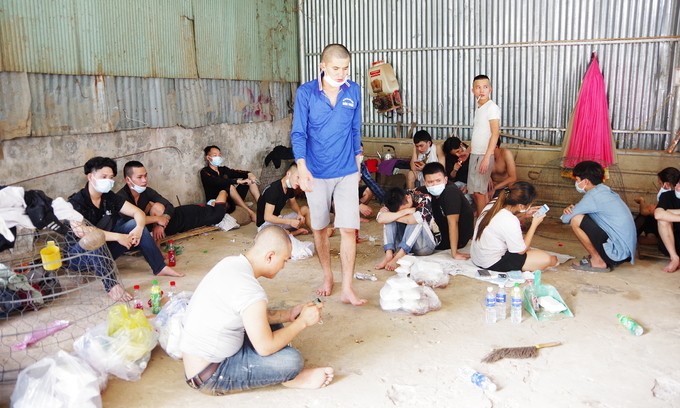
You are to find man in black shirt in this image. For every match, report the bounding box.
[417,162,474,260]
[655,178,680,273]
[200,145,260,222]
[256,163,310,236]
[68,157,183,301]
[118,161,228,241]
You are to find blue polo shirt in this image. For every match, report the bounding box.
[290,75,362,179]
[561,183,637,263]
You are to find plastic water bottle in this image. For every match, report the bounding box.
[167,240,177,267]
[133,285,144,310]
[511,283,522,324]
[150,280,162,314]
[617,314,644,336]
[485,287,496,324]
[458,366,497,392]
[495,286,507,320]
[167,281,177,300]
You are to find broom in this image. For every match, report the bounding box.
[481,342,562,363]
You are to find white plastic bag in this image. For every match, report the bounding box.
[379,276,441,315]
[11,350,104,408]
[410,260,449,288]
[290,235,315,260]
[154,291,192,360]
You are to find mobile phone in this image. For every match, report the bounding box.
[497,273,507,279]
[477,269,491,277]
[534,204,550,217]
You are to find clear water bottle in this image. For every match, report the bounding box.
[485,287,496,324]
[167,281,177,300]
[458,366,497,392]
[617,313,644,336]
[511,283,522,324]
[495,286,507,320]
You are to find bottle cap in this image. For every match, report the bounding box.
[134,285,140,290]
[152,279,158,285]
[170,281,176,286]
[168,239,174,243]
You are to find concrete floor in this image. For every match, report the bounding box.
[3,207,680,407]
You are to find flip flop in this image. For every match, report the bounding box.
[571,257,610,273]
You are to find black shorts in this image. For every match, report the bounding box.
[488,251,527,272]
[579,214,630,267]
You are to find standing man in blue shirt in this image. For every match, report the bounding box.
[561,160,637,272]
[291,44,366,306]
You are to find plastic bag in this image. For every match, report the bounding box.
[379,276,441,315]
[410,260,449,288]
[73,304,158,381]
[290,235,315,260]
[153,291,192,360]
[523,270,574,321]
[11,350,104,408]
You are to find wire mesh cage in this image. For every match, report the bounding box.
[0,220,122,383]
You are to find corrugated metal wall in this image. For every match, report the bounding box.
[0,0,298,81]
[300,0,680,150]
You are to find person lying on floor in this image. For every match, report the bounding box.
[256,163,311,236]
[67,157,183,302]
[561,160,636,272]
[471,181,557,272]
[181,226,333,395]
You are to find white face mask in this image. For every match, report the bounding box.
[285,178,293,189]
[94,178,115,194]
[130,182,146,194]
[675,190,680,200]
[575,180,587,194]
[426,183,446,197]
[323,72,347,88]
[210,156,224,166]
[658,187,672,201]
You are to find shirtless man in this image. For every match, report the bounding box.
[489,140,517,199]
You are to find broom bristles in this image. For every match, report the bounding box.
[481,346,539,363]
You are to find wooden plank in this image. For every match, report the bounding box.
[159,226,220,244]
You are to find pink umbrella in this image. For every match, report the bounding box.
[562,53,615,169]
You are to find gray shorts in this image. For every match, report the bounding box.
[467,154,494,194]
[306,172,360,230]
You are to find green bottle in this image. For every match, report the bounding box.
[150,280,162,314]
[617,314,643,336]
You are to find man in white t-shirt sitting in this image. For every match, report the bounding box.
[181,226,334,394]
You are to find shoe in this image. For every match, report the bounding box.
[215,213,240,231]
[571,257,610,272]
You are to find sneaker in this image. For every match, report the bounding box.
[215,213,240,231]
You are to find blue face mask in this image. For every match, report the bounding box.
[426,183,446,197]
[94,178,115,194]
[210,156,224,166]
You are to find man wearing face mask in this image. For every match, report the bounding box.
[200,145,260,223]
[290,43,365,305]
[256,163,311,236]
[418,162,475,260]
[561,161,637,272]
[118,161,228,241]
[67,157,183,302]
[654,168,680,272]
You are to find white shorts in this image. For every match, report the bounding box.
[306,173,360,230]
[257,212,299,232]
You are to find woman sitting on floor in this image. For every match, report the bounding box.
[470,181,557,272]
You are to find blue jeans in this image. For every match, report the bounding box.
[383,222,436,256]
[199,324,304,395]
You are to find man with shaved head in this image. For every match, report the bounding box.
[182,226,334,394]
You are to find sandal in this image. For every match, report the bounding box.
[572,257,610,273]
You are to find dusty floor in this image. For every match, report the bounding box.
[3,207,680,407]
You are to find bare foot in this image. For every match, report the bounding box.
[375,252,393,270]
[663,257,680,273]
[340,287,367,306]
[107,284,132,302]
[291,228,309,236]
[282,367,334,389]
[316,279,334,296]
[385,259,399,271]
[157,266,185,277]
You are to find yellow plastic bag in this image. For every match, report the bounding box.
[107,304,156,361]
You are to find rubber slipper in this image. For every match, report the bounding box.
[571,258,610,272]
